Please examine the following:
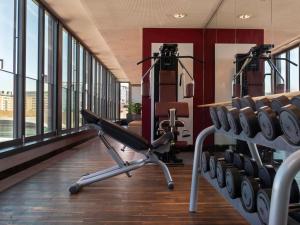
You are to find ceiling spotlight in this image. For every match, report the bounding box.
[238,14,251,20]
[173,13,186,19]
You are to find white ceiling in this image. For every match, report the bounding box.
[41,0,300,84]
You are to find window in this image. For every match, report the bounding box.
[264,61,272,95]
[85,52,90,110]
[0,1,117,146]
[79,45,84,126]
[120,83,129,119]
[275,52,287,93]
[71,37,77,128]
[25,0,39,137]
[289,47,299,91]
[101,67,107,118]
[61,29,69,130]
[0,0,17,142]
[44,12,55,133]
[265,45,300,94]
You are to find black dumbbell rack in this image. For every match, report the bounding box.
[189,125,300,225]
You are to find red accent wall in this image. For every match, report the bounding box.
[142,28,264,143]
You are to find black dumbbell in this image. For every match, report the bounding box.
[209,106,221,129]
[257,95,290,140]
[256,180,300,225]
[229,96,269,136]
[241,163,299,214]
[240,95,289,138]
[219,96,261,134]
[216,149,235,188]
[201,151,211,172]
[209,151,228,179]
[279,95,300,145]
[201,150,225,173]
[225,153,259,198]
[240,164,276,213]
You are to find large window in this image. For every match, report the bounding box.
[265,45,300,94]
[120,83,129,119]
[0,1,119,146]
[289,47,299,91]
[0,0,17,142]
[61,29,69,130]
[71,37,77,129]
[25,0,39,137]
[79,45,84,126]
[44,12,55,133]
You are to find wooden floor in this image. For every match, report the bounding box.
[0,137,249,225]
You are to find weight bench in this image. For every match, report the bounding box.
[69,109,174,194]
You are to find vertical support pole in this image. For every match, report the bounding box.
[247,141,263,168]
[269,150,300,225]
[189,126,215,212]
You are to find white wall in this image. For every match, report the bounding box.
[151,43,193,144]
[131,85,141,103]
[214,43,255,145]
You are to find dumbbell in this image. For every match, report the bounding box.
[216,149,235,188]
[256,180,300,225]
[240,95,289,138]
[279,95,300,145]
[241,163,299,214]
[240,164,276,213]
[201,150,225,173]
[258,95,290,140]
[225,153,259,198]
[216,96,258,133]
[209,151,229,179]
[229,96,271,135]
[209,106,221,129]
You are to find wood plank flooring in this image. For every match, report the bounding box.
[0,137,249,225]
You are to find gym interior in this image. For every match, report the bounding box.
[1,0,300,224]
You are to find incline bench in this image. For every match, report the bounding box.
[69,109,175,194]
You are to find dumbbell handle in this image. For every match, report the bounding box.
[198,91,300,108]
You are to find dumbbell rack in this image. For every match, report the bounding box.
[189,125,300,225]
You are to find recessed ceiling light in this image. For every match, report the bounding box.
[173,13,186,19]
[238,14,251,20]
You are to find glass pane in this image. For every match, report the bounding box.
[0,0,15,73]
[44,83,53,133]
[25,78,37,136]
[264,61,272,95]
[44,12,54,133]
[71,38,77,128]
[62,29,68,87]
[289,47,299,91]
[276,53,286,93]
[120,83,129,119]
[62,87,67,130]
[0,72,14,142]
[79,46,83,126]
[26,0,39,79]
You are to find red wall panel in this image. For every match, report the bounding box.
[142,28,264,143]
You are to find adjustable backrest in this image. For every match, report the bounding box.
[81,109,150,150]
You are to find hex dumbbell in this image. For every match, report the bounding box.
[240,95,289,138]
[256,180,300,225]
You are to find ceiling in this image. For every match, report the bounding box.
[41,0,300,84]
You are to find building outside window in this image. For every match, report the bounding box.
[0,0,17,142]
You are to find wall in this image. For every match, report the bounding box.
[142,28,264,143]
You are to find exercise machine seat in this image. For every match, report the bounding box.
[82,109,149,150]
